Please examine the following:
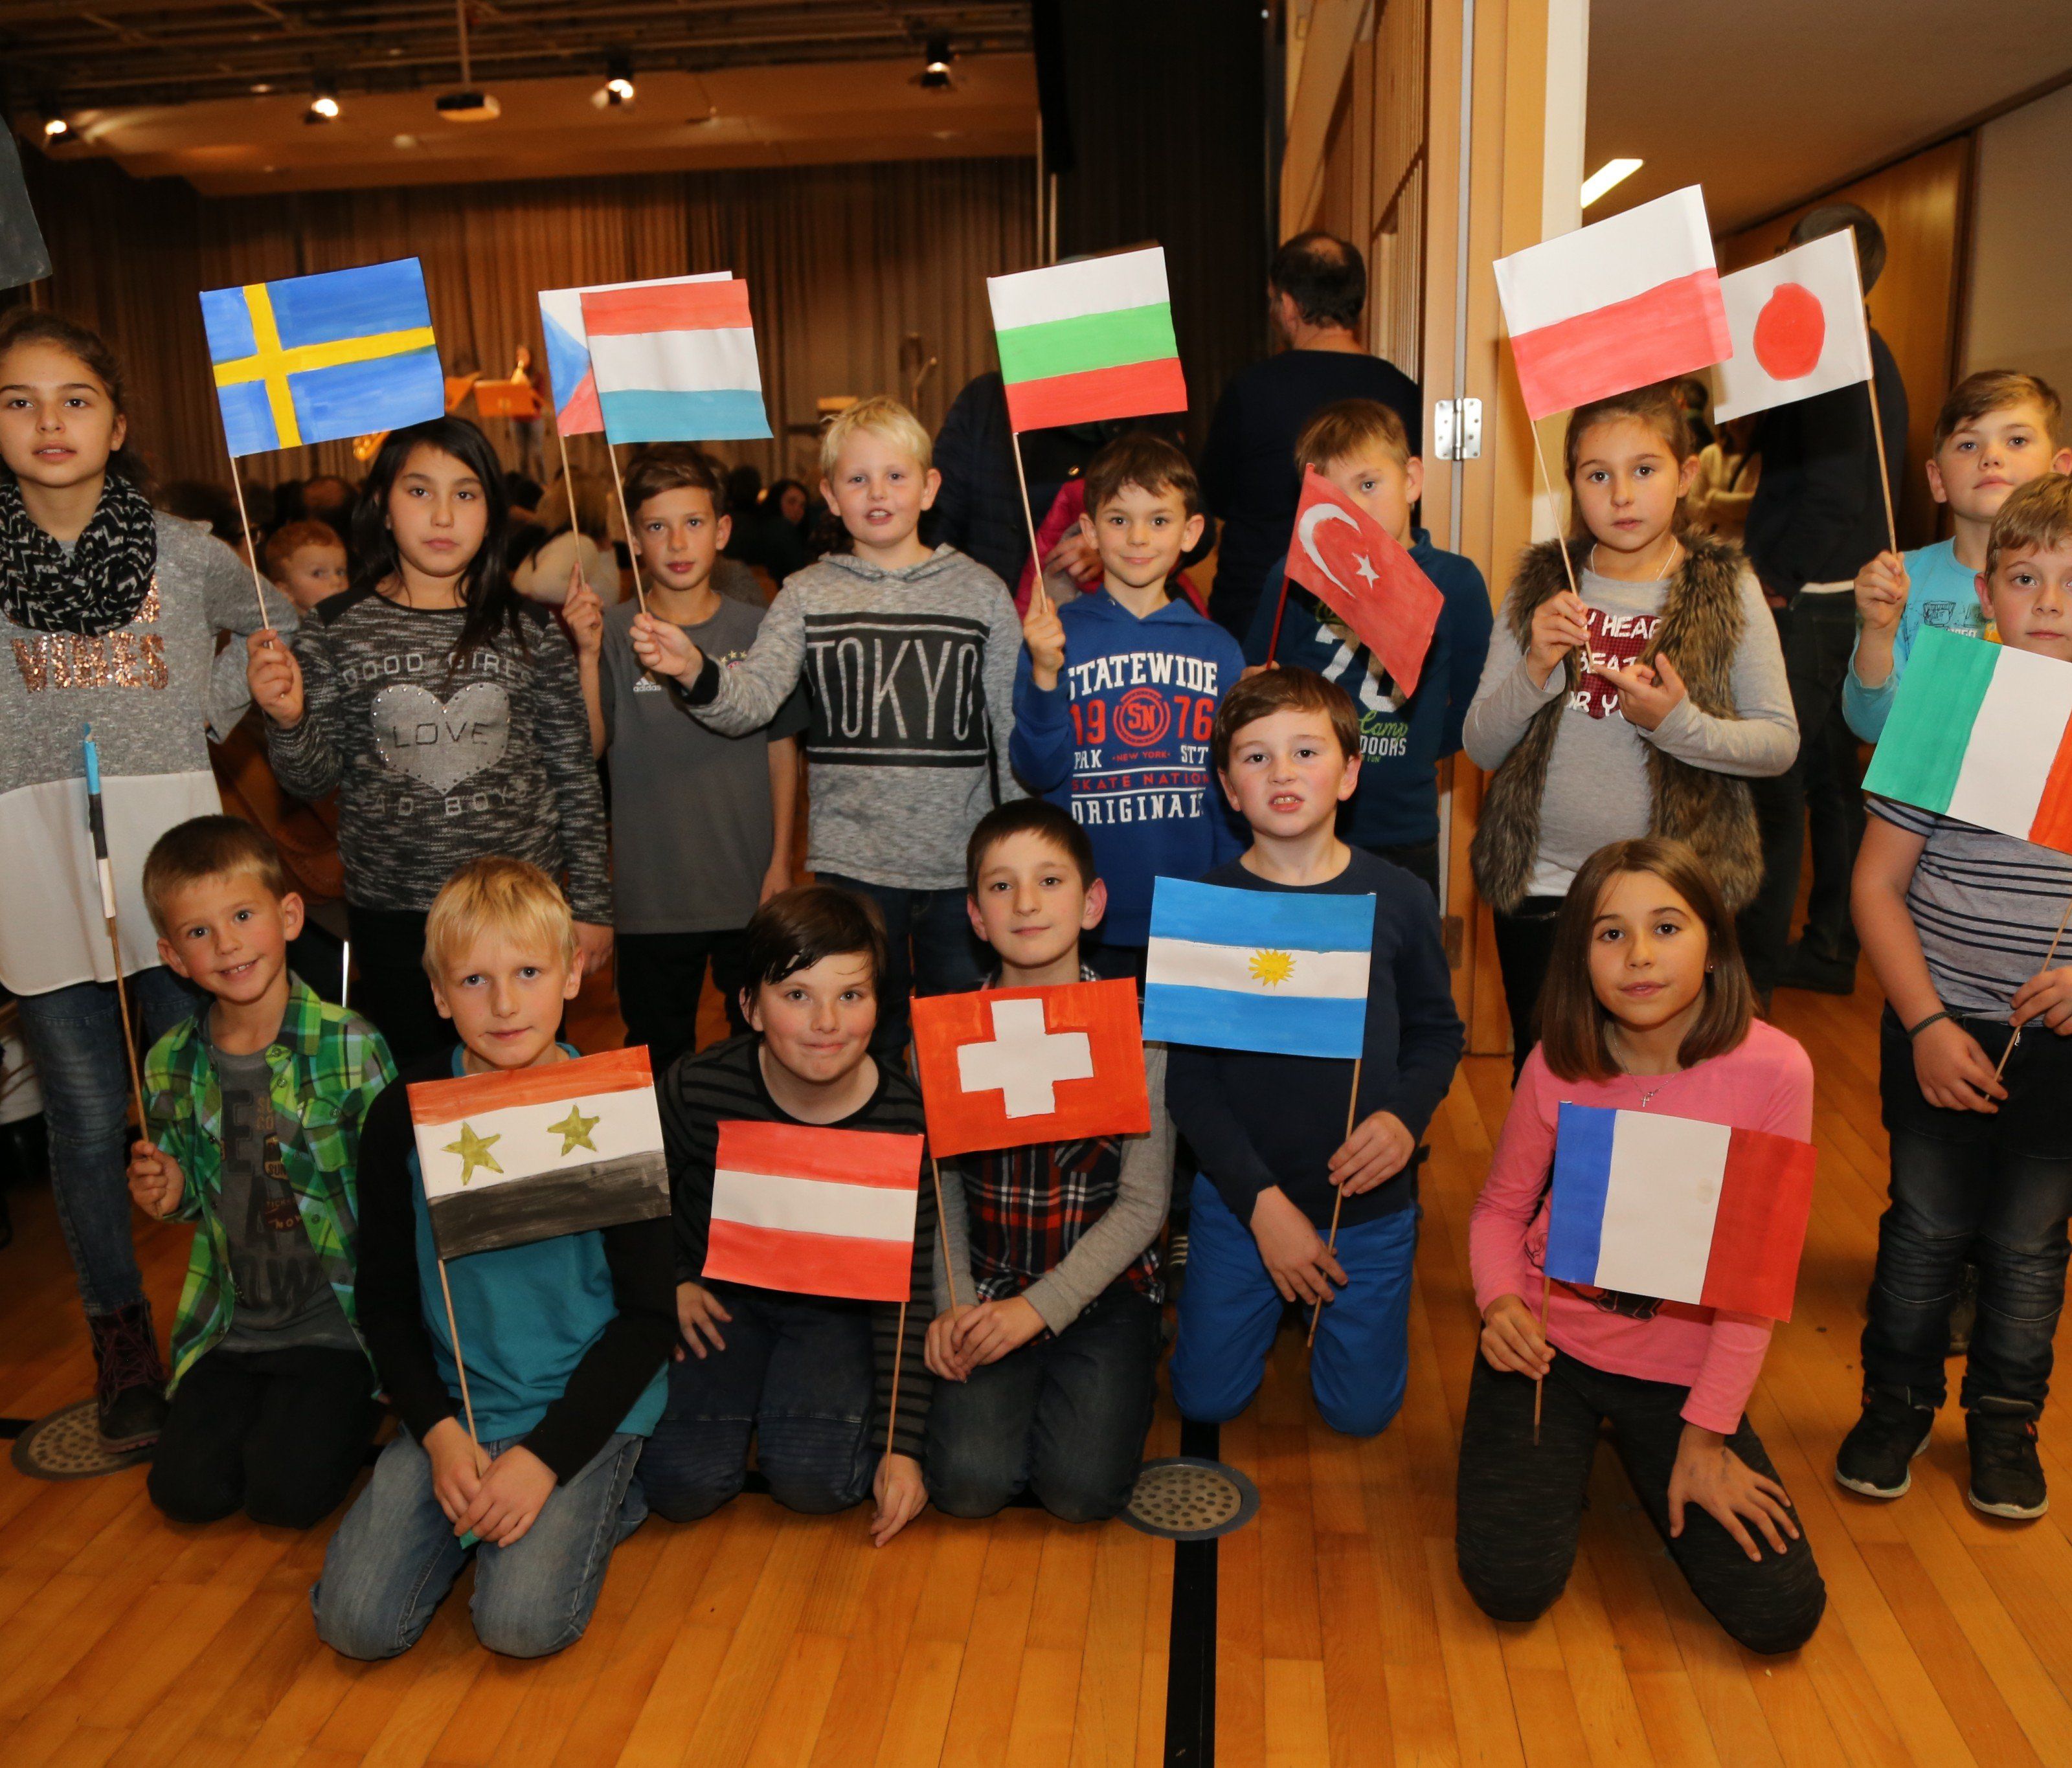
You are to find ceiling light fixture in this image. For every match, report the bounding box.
[919,35,954,89]
[592,52,635,109]
[304,77,339,124]
[436,0,501,122]
[39,109,69,139]
[1580,157,1643,208]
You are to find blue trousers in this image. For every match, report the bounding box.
[1168,1174,1417,1437]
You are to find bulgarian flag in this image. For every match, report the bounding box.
[1862,626,2072,853]
[987,246,1188,433]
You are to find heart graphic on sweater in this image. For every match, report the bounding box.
[372,681,510,795]
[1577,606,1660,719]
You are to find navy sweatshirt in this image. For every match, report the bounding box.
[1164,848,1463,1229]
[1243,530,1493,849]
[1009,588,1248,946]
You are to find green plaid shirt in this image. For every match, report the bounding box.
[144,974,396,1389]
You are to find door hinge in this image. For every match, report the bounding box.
[1432,397,1482,461]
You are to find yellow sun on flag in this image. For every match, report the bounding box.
[1248,948,1296,987]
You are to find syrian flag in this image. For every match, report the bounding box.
[910,979,1151,1158]
[1710,230,1874,423]
[703,1121,924,1302]
[1494,185,1731,421]
[1281,466,1445,696]
[407,1047,668,1261]
[537,271,731,438]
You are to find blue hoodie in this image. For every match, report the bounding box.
[1243,530,1491,849]
[1010,588,1248,946]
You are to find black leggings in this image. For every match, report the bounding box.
[345,904,449,1065]
[1491,895,1564,1079]
[1454,1353,1825,1655]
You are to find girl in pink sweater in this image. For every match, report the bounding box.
[1456,836,1825,1654]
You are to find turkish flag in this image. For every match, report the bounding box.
[910,979,1151,1158]
[1282,467,1445,697]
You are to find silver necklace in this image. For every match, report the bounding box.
[1606,1029,1673,1106]
[1590,531,1681,585]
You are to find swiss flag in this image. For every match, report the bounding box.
[910,979,1151,1158]
[1282,467,1445,697]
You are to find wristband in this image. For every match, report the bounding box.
[1906,1009,1953,1040]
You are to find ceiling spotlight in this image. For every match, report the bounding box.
[920,35,954,89]
[606,54,635,104]
[436,0,501,122]
[304,77,340,124]
[40,109,69,139]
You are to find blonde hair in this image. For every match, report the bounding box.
[819,395,932,479]
[541,467,611,541]
[1295,398,1412,473]
[422,856,576,982]
[141,816,289,937]
[1985,473,2072,581]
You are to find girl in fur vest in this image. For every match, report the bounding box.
[1463,383,1798,1073]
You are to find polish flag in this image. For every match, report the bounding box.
[1494,186,1732,421]
[703,1121,923,1303]
[1710,230,1873,423]
[1281,467,1445,697]
[910,979,1151,1158]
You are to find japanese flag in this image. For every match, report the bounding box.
[1710,231,1873,423]
[1283,467,1445,697]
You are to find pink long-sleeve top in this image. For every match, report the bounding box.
[1468,1018,1814,1435]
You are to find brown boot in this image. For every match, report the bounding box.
[88,1300,169,1451]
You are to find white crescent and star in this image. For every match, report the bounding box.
[1297,502,1360,594]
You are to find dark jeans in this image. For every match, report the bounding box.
[345,904,450,1066]
[1456,1354,1825,1655]
[1086,941,1147,986]
[616,928,752,1075]
[1864,1009,2072,1413]
[816,873,985,1061]
[640,1286,878,1521]
[12,966,196,1316]
[1491,895,1564,1079]
[1362,836,1441,902]
[924,1285,1159,1522]
[148,1343,379,1528]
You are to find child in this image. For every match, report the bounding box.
[1463,381,1797,1071]
[248,417,611,1066]
[1456,836,1824,1653]
[1166,667,1462,1436]
[1838,474,2072,1521]
[262,519,348,614]
[1011,434,1247,979]
[1,308,295,1449]
[126,817,392,1526]
[923,801,1171,1520]
[1243,399,1492,900]
[1845,370,2069,740]
[567,447,805,1072]
[314,857,672,1659]
[630,396,1022,1058]
[644,885,934,1547]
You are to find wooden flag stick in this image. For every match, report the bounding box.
[82,726,146,1131]
[1864,371,1900,555]
[884,1300,908,1457]
[106,930,148,1134]
[1995,888,2072,1081]
[1527,420,1589,675]
[1533,1266,1551,1446]
[603,442,649,616]
[225,464,276,635]
[1307,1057,1364,1348]
[1264,573,1294,666]
[906,1042,960,1316]
[554,419,581,539]
[1008,429,1049,606]
[434,1255,485,1548]
[338,936,351,1011]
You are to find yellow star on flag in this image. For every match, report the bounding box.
[1248,949,1296,987]
[443,1122,502,1185]
[548,1102,602,1156]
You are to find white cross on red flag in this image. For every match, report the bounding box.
[1281,466,1445,697]
[910,979,1151,1158]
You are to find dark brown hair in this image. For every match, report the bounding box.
[1932,369,2063,452]
[262,519,343,585]
[1536,837,1755,1082]
[1269,230,1366,330]
[141,815,289,936]
[966,798,1096,897]
[623,443,728,522]
[1083,432,1200,520]
[0,308,152,489]
[1210,664,1360,774]
[1295,397,1412,472]
[1562,381,1695,537]
[744,884,888,997]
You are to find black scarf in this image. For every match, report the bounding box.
[0,472,159,636]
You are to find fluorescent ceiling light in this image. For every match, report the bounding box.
[1581,157,1643,208]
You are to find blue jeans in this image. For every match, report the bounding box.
[13,967,196,1315]
[1169,1174,1418,1437]
[640,1286,877,1521]
[925,1284,1159,1522]
[816,873,985,1060]
[312,1429,646,1660]
[1864,1009,2072,1413]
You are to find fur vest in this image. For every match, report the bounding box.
[1469,534,1766,915]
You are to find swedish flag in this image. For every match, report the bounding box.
[199,258,445,456]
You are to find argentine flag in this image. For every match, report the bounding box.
[1142,878,1373,1058]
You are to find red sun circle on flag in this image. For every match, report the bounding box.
[1753,282,1825,381]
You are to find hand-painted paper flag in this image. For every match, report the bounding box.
[1711,231,1873,423]
[987,247,1188,433]
[1285,466,1445,697]
[911,979,1150,1158]
[537,271,731,437]
[407,1047,668,1261]
[1493,186,1731,421]
[1143,878,1373,1058]
[576,278,772,444]
[1546,1102,1816,1320]
[0,129,51,291]
[1861,625,2072,854]
[703,1121,923,1303]
[200,258,445,456]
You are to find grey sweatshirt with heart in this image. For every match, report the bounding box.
[266,585,612,921]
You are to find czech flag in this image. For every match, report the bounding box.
[578,277,772,445]
[1712,230,1874,423]
[1281,465,1445,697]
[1546,1103,1817,1321]
[703,1121,923,1303]
[987,246,1188,434]
[537,271,731,438]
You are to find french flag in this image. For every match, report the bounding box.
[577,278,773,444]
[1494,185,1732,421]
[1544,1103,1816,1321]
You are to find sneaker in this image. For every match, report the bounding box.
[88,1301,169,1451]
[1835,1389,1934,1497]
[1967,1402,2048,1519]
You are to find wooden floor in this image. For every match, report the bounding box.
[5,964,2072,1767]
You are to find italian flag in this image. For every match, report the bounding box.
[987,246,1188,433]
[1862,625,2072,853]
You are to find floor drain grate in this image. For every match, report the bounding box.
[1123,1455,1259,1540]
[10,1399,152,1481]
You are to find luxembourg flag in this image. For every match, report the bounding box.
[578,278,772,445]
[703,1121,923,1303]
[1493,185,1731,421]
[1142,878,1373,1059]
[537,271,731,438]
[1546,1104,1817,1321]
